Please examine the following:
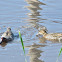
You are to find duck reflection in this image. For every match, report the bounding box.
[0,41,7,47]
[25,43,46,62]
[26,0,45,16]
[25,0,46,28]
[39,37,47,43]
[0,39,13,47]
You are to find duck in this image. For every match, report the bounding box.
[37,27,62,41]
[0,27,14,44]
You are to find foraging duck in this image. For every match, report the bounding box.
[0,27,14,43]
[37,28,62,41]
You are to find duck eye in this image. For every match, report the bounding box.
[45,30,47,33]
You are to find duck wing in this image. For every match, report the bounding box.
[49,33,62,37]
[1,31,14,39]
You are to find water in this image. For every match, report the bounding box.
[0,0,62,62]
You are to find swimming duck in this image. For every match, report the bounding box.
[37,27,62,41]
[0,27,14,43]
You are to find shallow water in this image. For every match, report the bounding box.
[0,0,62,62]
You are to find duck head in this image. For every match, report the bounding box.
[37,27,47,35]
[38,30,47,35]
[7,27,11,32]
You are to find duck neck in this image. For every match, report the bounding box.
[43,32,47,37]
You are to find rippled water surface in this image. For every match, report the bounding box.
[0,0,62,62]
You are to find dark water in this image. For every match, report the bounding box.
[0,0,62,62]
